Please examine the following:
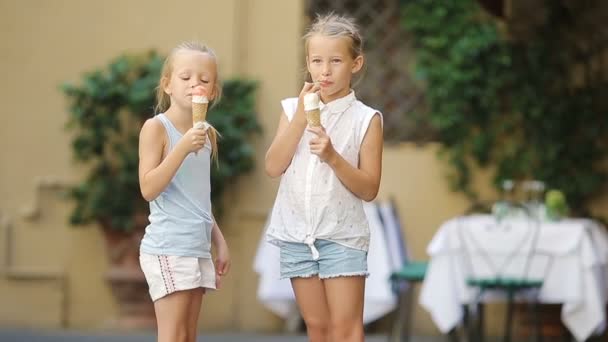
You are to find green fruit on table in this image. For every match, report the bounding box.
[545,189,569,219]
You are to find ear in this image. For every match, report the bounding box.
[161,76,171,95]
[351,55,364,74]
[306,56,312,73]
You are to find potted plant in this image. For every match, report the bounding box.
[62,50,259,328]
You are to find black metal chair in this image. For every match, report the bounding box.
[389,261,431,342]
[458,203,551,342]
[381,199,457,342]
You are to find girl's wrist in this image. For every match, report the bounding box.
[326,150,340,167]
[175,140,191,158]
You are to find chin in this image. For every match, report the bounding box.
[320,88,333,95]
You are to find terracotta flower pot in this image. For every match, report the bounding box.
[101,216,156,330]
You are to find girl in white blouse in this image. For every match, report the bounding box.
[265,13,383,342]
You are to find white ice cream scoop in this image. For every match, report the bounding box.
[304,93,320,111]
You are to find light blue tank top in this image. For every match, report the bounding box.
[140,113,214,258]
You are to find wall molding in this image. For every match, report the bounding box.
[20,176,70,221]
[0,175,70,327]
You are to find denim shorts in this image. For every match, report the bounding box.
[279,239,368,279]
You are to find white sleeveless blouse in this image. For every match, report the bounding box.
[266,91,382,259]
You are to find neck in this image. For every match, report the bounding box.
[164,106,192,131]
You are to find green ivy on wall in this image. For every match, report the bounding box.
[402,0,608,215]
[208,79,260,218]
[62,51,260,231]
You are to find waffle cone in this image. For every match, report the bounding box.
[192,102,208,125]
[306,109,321,127]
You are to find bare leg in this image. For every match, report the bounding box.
[324,276,366,342]
[154,289,198,342]
[291,276,331,342]
[187,287,205,342]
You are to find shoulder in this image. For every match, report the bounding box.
[352,100,382,118]
[351,100,383,126]
[280,97,299,120]
[140,115,168,145]
[141,115,165,135]
[281,97,298,109]
[350,100,383,145]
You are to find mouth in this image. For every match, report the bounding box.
[319,80,332,87]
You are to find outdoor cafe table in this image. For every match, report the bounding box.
[419,215,608,341]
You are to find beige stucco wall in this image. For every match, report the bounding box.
[0,0,302,331]
[1,0,606,336]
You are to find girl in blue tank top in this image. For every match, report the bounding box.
[138,41,230,342]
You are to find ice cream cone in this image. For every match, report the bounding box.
[192,86,209,156]
[306,108,321,127]
[192,86,209,126]
[303,93,321,127]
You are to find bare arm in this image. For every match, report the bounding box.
[211,219,230,277]
[308,114,383,201]
[265,82,320,178]
[138,118,208,201]
[211,219,226,251]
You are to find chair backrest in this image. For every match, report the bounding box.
[456,205,550,282]
[376,198,409,269]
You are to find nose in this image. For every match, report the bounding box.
[321,62,331,76]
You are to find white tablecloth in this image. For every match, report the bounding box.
[420,215,608,341]
[254,202,404,324]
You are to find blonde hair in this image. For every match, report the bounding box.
[154,41,222,161]
[303,13,365,86]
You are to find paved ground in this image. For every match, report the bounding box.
[0,329,450,342]
[9,328,603,341]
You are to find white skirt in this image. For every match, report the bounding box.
[140,252,217,302]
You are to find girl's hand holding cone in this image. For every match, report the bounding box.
[308,126,336,163]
